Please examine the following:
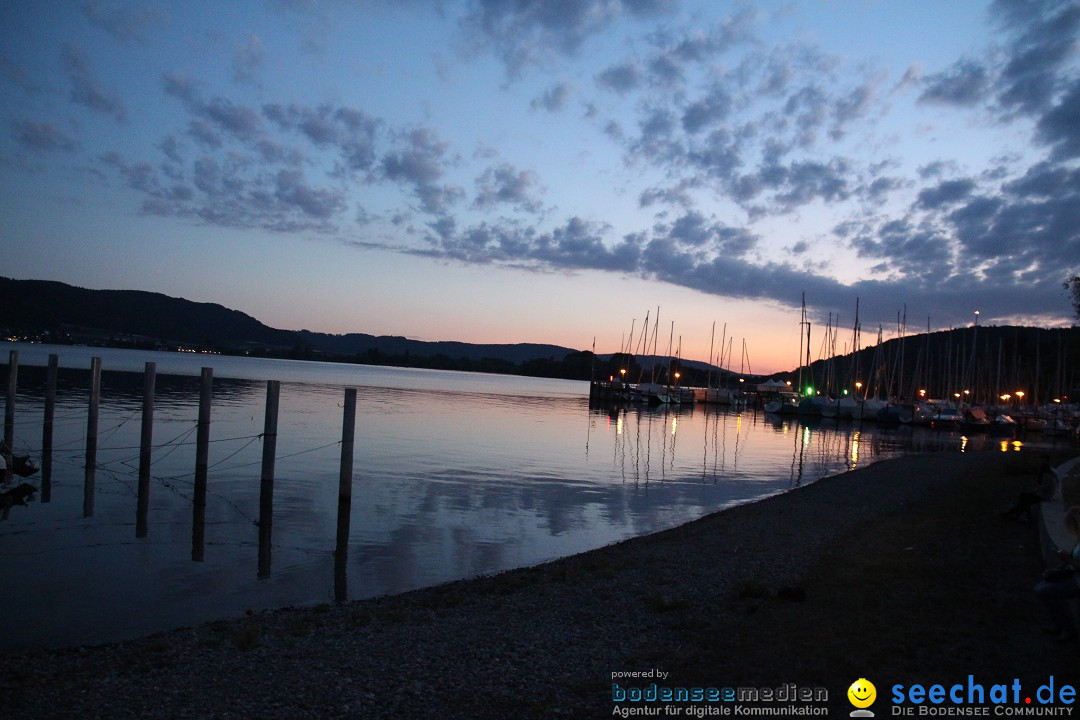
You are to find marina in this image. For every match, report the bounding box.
[0,342,1072,652]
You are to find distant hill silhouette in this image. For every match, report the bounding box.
[0,277,581,367]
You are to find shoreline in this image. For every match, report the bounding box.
[3,449,1077,718]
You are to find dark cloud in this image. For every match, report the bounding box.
[758,158,852,210]
[382,128,463,215]
[667,6,758,64]
[848,216,954,281]
[263,103,380,172]
[201,97,262,141]
[80,0,165,43]
[1034,78,1080,159]
[473,163,543,213]
[530,81,574,112]
[0,54,41,94]
[62,43,126,122]
[647,53,684,87]
[233,34,265,85]
[460,0,681,77]
[596,62,642,94]
[681,85,733,133]
[273,168,346,219]
[918,60,991,106]
[164,74,262,142]
[916,178,977,210]
[11,120,78,153]
[658,211,758,256]
[991,0,1080,116]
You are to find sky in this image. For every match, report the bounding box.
[1,0,1078,374]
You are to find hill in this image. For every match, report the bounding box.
[0,277,585,375]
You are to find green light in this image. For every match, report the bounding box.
[842,389,848,395]
[805,386,814,395]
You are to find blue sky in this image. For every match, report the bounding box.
[2,0,1078,373]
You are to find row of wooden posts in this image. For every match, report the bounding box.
[4,350,357,588]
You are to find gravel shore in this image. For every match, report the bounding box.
[2,450,1076,719]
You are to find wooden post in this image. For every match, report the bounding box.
[334,387,357,601]
[192,368,213,561]
[4,349,16,484]
[42,354,57,502]
[257,380,279,578]
[135,362,156,538]
[84,356,101,517]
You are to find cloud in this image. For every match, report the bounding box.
[163,73,262,142]
[11,120,78,153]
[273,168,346,219]
[0,54,41,94]
[681,84,733,133]
[916,178,977,210]
[382,128,464,215]
[918,60,991,106]
[991,0,1080,116]
[1034,78,1080,159]
[530,81,574,112]
[62,43,126,122]
[473,163,543,213]
[264,103,381,172]
[233,34,265,85]
[596,62,642,94]
[848,216,955,281]
[80,0,165,43]
[460,0,681,77]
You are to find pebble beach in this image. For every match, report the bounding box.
[2,450,1076,719]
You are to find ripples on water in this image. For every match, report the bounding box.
[0,343,1009,650]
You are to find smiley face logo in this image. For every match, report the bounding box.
[848,678,877,709]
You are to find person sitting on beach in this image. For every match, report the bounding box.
[1001,456,1058,522]
[1034,506,1080,641]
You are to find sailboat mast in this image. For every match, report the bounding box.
[797,292,806,395]
[707,321,716,390]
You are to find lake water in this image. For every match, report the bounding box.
[0,343,1006,651]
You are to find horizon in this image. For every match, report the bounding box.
[2,1,1078,375]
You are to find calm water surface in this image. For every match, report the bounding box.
[0,343,1001,650]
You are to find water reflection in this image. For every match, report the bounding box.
[0,343,1027,651]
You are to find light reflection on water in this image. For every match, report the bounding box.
[1,343,996,651]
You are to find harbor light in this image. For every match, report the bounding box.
[1015,390,1025,403]
[918,389,926,398]
[1000,394,1011,402]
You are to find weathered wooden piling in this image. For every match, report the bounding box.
[334,387,357,601]
[192,368,213,561]
[135,362,156,538]
[257,380,279,578]
[42,354,57,502]
[83,356,101,517]
[4,349,16,484]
